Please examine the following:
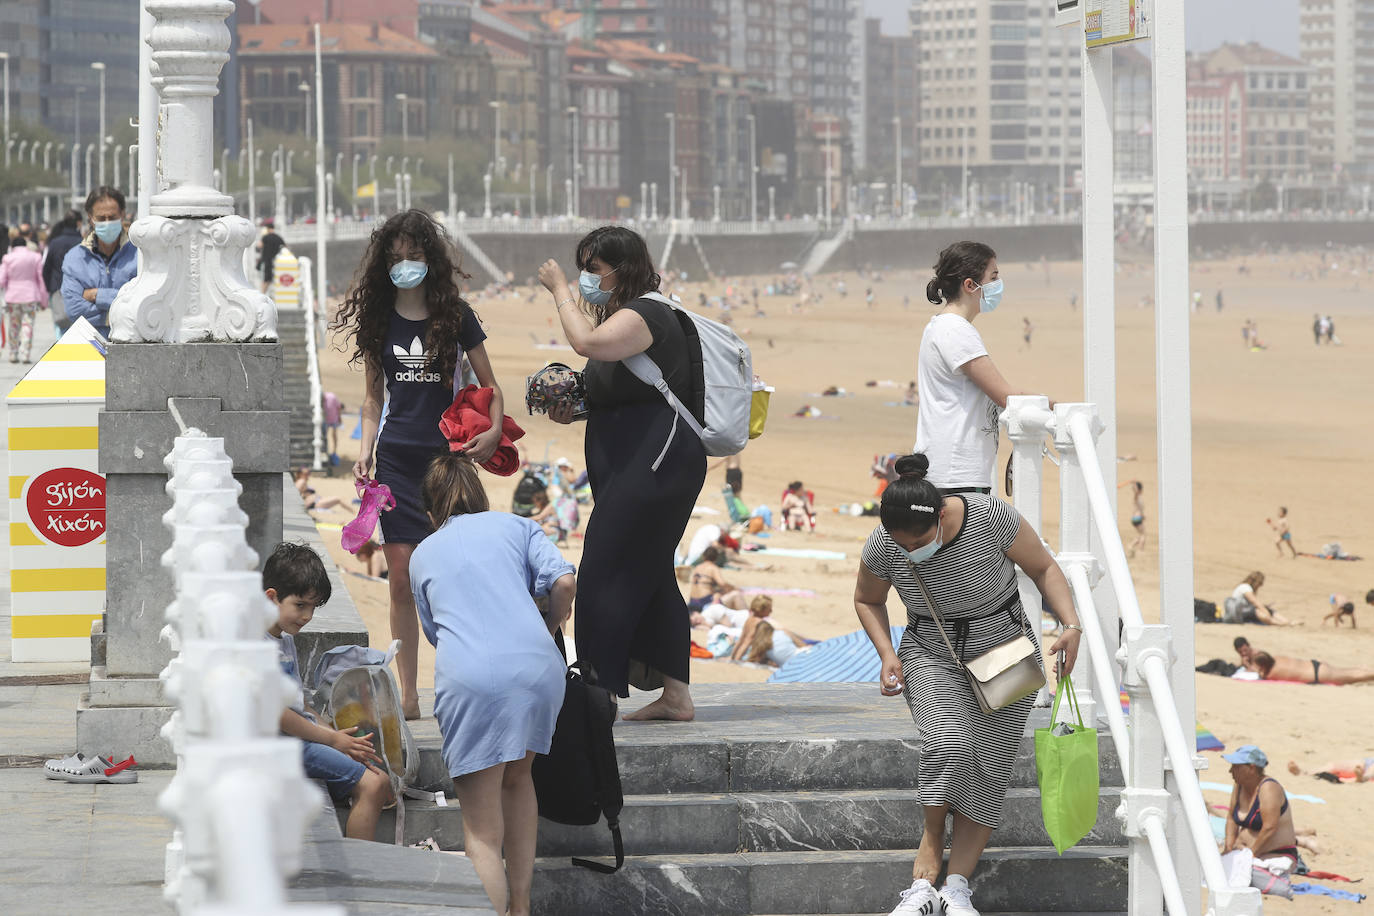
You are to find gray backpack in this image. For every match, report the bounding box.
[625,291,752,470]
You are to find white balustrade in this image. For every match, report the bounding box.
[297,257,326,471]
[1001,398,1261,916]
[156,429,342,916]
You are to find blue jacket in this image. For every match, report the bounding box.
[61,232,138,338]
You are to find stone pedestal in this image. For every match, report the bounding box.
[78,342,289,763]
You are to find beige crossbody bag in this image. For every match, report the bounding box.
[910,569,1045,714]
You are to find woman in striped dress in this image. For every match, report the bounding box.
[854,453,1083,916]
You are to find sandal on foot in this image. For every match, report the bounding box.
[44,753,138,784]
[341,479,394,554]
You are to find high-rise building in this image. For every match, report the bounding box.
[591,0,718,63]
[709,0,810,102]
[0,0,43,130]
[35,0,142,154]
[1298,0,1372,180]
[1113,47,1152,183]
[913,0,1081,212]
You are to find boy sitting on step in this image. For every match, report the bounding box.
[264,542,392,840]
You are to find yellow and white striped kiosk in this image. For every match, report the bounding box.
[6,318,107,661]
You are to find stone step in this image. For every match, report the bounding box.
[528,846,1128,916]
[410,728,1124,796]
[375,787,1124,856]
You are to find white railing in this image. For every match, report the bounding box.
[156,426,340,916]
[1003,396,1261,916]
[297,257,327,471]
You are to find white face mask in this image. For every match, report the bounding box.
[903,525,943,565]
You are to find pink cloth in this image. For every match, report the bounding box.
[438,385,525,476]
[0,247,46,305]
[341,479,394,554]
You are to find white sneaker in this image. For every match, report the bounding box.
[889,878,942,916]
[938,875,980,916]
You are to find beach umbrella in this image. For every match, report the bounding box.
[768,625,904,683]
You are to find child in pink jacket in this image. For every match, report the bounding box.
[0,236,48,363]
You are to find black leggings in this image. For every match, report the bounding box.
[577,402,706,696]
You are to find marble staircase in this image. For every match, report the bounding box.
[378,683,1128,916]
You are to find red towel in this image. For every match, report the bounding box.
[438,385,525,476]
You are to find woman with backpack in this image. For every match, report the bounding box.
[337,210,507,719]
[537,226,706,721]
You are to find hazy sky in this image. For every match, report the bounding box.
[866,0,1301,57]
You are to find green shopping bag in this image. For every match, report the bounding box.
[1033,674,1100,854]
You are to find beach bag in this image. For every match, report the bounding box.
[750,380,773,440]
[512,472,546,518]
[912,568,1045,713]
[1194,598,1220,623]
[320,640,443,844]
[625,291,752,469]
[531,659,625,873]
[1222,596,1245,624]
[1034,675,1100,854]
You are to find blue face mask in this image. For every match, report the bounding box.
[903,525,943,565]
[579,270,614,306]
[390,259,428,289]
[975,278,1004,313]
[93,220,123,244]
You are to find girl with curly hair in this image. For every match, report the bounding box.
[335,210,505,719]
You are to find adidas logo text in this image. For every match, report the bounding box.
[395,369,443,383]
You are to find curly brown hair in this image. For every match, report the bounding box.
[334,210,475,382]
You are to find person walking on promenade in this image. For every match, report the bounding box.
[537,226,706,722]
[337,210,506,719]
[0,236,47,363]
[854,453,1083,916]
[60,186,137,339]
[917,241,1046,495]
[42,210,84,336]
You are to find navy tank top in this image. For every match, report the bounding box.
[378,304,486,450]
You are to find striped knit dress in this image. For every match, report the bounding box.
[861,493,1043,828]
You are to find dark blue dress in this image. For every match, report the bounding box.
[375,305,486,543]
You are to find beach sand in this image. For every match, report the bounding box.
[307,246,1374,909]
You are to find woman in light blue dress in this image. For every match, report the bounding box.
[410,454,574,916]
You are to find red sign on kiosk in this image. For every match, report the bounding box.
[26,467,106,547]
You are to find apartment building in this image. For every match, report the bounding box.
[913,0,1082,209]
[1298,0,1374,179]
[1187,43,1312,187]
[863,19,919,197]
[238,23,441,159]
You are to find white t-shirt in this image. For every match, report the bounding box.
[700,604,749,629]
[915,314,1000,489]
[1230,583,1256,605]
[685,524,722,565]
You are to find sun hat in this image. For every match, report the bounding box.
[556,456,573,468]
[1222,745,1268,768]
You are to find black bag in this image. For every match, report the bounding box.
[531,654,625,873]
[1194,598,1220,623]
[512,472,545,518]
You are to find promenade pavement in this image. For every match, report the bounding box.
[0,308,173,914]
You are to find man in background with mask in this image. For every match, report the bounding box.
[61,186,137,339]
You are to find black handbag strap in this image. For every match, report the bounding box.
[571,819,624,873]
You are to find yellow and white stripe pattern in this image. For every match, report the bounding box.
[7,322,106,662]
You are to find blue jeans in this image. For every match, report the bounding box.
[301,740,367,803]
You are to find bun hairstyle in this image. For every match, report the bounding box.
[878,453,942,535]
[926,240,997,306]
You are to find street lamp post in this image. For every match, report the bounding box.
[640,182,647,221]
[0,52,9,165]
[768,184,776,222]
[247,117,256,225]
[74,85,86,161]
[394,172,402,214]
[483,169,493,218]
[712,185,720,222]
[447,153,455,218]
[84,143,95,196]
[747,112,758,230]
[490,100,505,177]
[666,112,676,221]
[650,182,658,220]
[299,81,312,139]
[43,141,52,172]
[91,62,106,186]
[566,106,580,218]
[893,115,902,218]
[545,163,553,216]
[529,161,537,218]
[824,116,833,229]
[352,153,360,219]
[396,93,409,147]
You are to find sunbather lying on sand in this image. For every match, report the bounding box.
[1288,758,1374,784]
[1236,637,1374,684]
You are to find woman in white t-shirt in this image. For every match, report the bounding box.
[916,241,1043,494]
[1226,571,1301,626]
